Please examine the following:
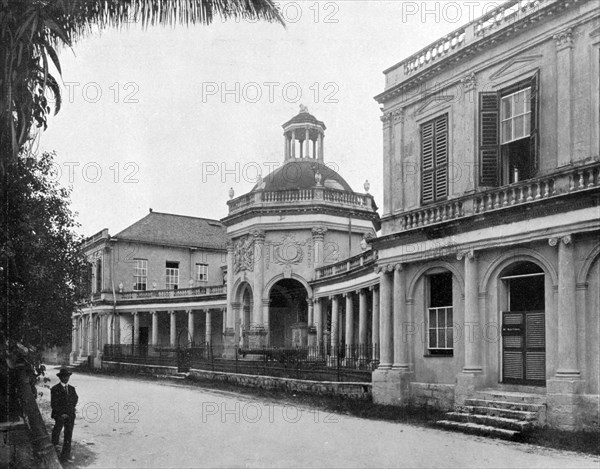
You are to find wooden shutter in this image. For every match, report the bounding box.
[421,121,435,204]
[421,115,448,204]
[479,92,500,187]
[435,116,448,199]
[529,71,540,174]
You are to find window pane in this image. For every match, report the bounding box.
[502,120,512,143]
[447,327,454,348]
[524,88,531,113]
[513,115,525,140]
[438,310,446,328]
[446,308,453,324]
[438,329,445,348]
[502,96,512,119]
[523,116,530,136]
[429,329,437,348]
[513,92,525,115]
[429,309,437,328]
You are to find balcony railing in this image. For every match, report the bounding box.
[394,162,600,232]
[227,187,376,216]
[90,285,226,303]
[315,249,378,280]
[384,0,563,89]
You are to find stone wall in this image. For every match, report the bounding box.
[410,382,455,410]
[102,361,372,400]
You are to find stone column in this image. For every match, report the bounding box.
[378,267,393,369]
[318,133,324,161]
[312,226,327,268]
[205,310,212,345]
[345,292,355,359]
[226,240,235,330]
[314,297,323,349]
[291,130,296,157]
[371,286,380,360]
[462,250,481,373]
[169,311,176,347]
[305,128,310,157]
[284,133,289,160]
[358,289,368,359]
[554,28,573,167]
[330,295,339,358]
[112,314,120,345]
[252,230,265,327]
[555,235,579,377]
[381,113,393,217]
[307,298,314,326]
[151,311,158,346]
[133,312,140,346]
[70,318,78,364]
[392,265,408,370]
[187,309,195,345]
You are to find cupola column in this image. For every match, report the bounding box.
[318,133,324,162]
[284,133,290,160]
[305,128,310,158]
[291,130,296,158]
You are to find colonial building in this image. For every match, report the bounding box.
[73,0,599,432]
[221,107,381,354]
[369,0,599,430]
[72,211,228,367]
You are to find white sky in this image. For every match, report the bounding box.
[38,0,505,236]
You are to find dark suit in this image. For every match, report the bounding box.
[51,382,78,458]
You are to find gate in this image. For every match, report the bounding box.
[501,311,545,385]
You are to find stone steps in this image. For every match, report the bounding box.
[436,420,521,440]
[436,390,547,440]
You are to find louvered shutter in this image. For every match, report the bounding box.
[529,71,540,174]
[435,116,448,199]
[421,121,435,204]
[479,92,500,186]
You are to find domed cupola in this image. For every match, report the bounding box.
[253,105,352,192]
[283,104,326,162]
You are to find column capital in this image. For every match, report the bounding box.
[548,237,559,247]
[561,234,573,245]
[186,309,193,314]
[554,27,573,51]
[306,298,313,306]
[392,109,404,124]
[457,249,476,261]
[311,225,327,240]
[394,263,403,272]
[460,72,477,92]
[386,264,395,272]
[380,112,393,128]
[250,229,266,243]
[226,239,235,251]
[368,284,378,292]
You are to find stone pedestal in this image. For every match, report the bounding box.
[291,322,308,347]
[547,378,586,430]
[222,329,236,358]
[93,352,103,369]
[247,327,268,350]
[454,371,485,406]
[372,369,413,406]
[307,326,317,348]
[69,351,78,365]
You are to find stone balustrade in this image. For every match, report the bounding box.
[384,0,562,89]
[227,187,376,215]
[90,285,226,303]
[315,249,378,280]
[393,161,600,233]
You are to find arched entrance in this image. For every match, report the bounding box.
[269,279,308,348]
[499,261,546,386]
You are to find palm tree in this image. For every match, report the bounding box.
[0,0,284,166]
[0,2,283,465]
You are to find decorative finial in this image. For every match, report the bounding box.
[149,208,153,213]
[118,282,124,293]
[299,104,309,114]
[228,187,235,199]
[314,171,322,186]
[364,180,370,193]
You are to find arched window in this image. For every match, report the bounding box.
[426,271,453,356]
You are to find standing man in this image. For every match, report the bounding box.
[51,368,78,462]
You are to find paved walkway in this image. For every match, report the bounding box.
[39,367,599,468]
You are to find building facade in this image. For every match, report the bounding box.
[72,211,228,367]
[368,0,599,429]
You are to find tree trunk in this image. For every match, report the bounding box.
[16,367,62,469]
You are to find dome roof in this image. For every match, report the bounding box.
[282,111,326,130]
[253,160,352,192]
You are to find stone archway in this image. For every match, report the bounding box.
[268,278,308,348]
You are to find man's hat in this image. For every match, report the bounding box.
[57,368,72,378]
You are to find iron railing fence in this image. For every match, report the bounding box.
[103,343,378,383]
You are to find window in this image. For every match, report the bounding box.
[133,259,147,291]
[166,261,179,289]
[479,72,539,186]
[196,263,208,282]
[427,272,453,355]
[95,259,102,293]
[421,114,448,204]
